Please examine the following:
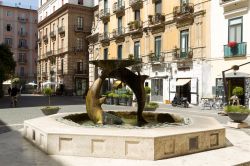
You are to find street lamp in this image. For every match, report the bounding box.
[222,61,250,105]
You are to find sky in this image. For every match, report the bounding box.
[0,0,38,10]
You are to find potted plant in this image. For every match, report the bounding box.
[224,105,250,123]
[126,90,133,106]
[172,46,179,59]
[113,93,120,105]
[106,92,114,105]
[41,87,60,115]
[144,102,159,111]
[119,93,128,105]
[230,86,244,105]
[228,41,237,48]
[128,54,134,60]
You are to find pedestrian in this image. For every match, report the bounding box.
[8,87,11,96]
[10,85,18,107]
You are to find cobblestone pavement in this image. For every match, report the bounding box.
[0,94,250,135]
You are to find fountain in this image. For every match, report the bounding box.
[23,60,226,160]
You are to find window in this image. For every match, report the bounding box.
[40,0,42,6]
[53,6,55,12]
[77,62,83,72]
[118,0,123,7]
[19,53,26,62]
[77,17,83,28]
[181,0,189,5]
[155,0,162,14]
[104,0,108,12]
[62,0,64,5]
[104,23,108,39]
[4,38,12,46]
[135,10,140,21]
[6,11,12,16]
[180,30,189,58]
[61,18,64,26]
[20,67,25,76]
[155,36,161,58]
[45,63,47,73]
[118,45,122,60]
[76,38,83,49]
[61,39,64,51]
[134,41,140,59]
[104,48,108,60]
[20,25,25,33]
[118,17,122,34]
[46,12,48,17]
[19,39,27,47]
[228,17,242,43]
[6,24,12,31]
[61,59,64,73]
[45,28,48,35]
[78,0,83,5]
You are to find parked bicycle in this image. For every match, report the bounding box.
[200,97,223,110]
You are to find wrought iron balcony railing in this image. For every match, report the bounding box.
[18,31,28,37]
[50,31,56,38]
[224,42,247,58]
[58,26,65,34]
[129,0,143,10]
[148,13,165,25]
[113,1,125,16]
[99,8,110,22]
[173,3,194,17]
[112,27,125,37]
[18,17,28,23]
[172,48,193,59]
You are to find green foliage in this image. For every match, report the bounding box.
[224,105,250,114]
[128,54,134,60]
[145,102,159,109]
[113,93,119,98]
[0,44,16,81]
[43,87,53,96]
[41,106,60,111]
[120,94,129,98]
[144,86,151,94]
[232,86,244,96]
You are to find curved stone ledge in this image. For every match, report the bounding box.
[23,112,226,160]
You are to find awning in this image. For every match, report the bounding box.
[176,79,191,86]
[112,80,123,88]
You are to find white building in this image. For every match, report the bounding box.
[210,0,250,106]
[38,0,94,22]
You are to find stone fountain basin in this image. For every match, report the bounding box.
[23,112,225,160]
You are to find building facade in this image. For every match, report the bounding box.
[209,0,250,106]
[0,4,37,84]
[88,0,211,104]
[37,3,94,95]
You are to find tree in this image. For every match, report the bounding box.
[0,44,16,97]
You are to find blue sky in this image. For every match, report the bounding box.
[1,0,38,10]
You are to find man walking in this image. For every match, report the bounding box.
[10,85,18,107]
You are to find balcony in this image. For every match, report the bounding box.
[42,72,47,78]
[172,48,193,60]
[148,13,165,34]
[86,33,99,44]
[112,27,125,43]
[173,3,194,28]
[72,47,84,52]
[58,26,65,35]
[99,8,110,23]
[18,17,28,23]
[18,31,28,37]
[18,59,27,64]
[43,35,48,43]
[128,20,143,39]
[224,42,246,58]
[46,51,53,57]
[99,32,110,46]
[113,1,125,17]
[50,31,56,39]
[148,52,165,63]
[18,44,28,50]
[37,37,42,44]
[129,0,143,11]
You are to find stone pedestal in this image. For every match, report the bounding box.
[227,121,249,129]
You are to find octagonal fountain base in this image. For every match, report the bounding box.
[23,112,225,160]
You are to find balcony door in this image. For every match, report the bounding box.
[104,48,108,60]
[155,0,162,14]
[180,30,189,58]
[135,10,140,21]
[118,0,123,7]
[117,45,122,60]
[134,41,140,59]
[118,17,122,34]
[155,36,161,58]
[228,17,242,43]
[104,0,108,12]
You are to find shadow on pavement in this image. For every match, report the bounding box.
[0,130,64,166]
[0,95,85,109]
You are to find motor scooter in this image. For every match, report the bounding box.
[172,96,189,108]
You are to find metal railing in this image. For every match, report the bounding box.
[99,32,110,42]
[128,20,143,31]
[113,1,125,13]
[148,13,165,25]
[172,48,193,59]
[50,31,56,38]
[173,3,194,17]
[112,27,125,37]
[99,8,110,19]
[224,42,247,58]
[18,31,28,37]
[58,26,65,34]
[17,17,28,22]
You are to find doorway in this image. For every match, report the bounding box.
[176,81,191,103]
[227,77,245,105]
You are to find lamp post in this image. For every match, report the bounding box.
[222,62,250,105]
